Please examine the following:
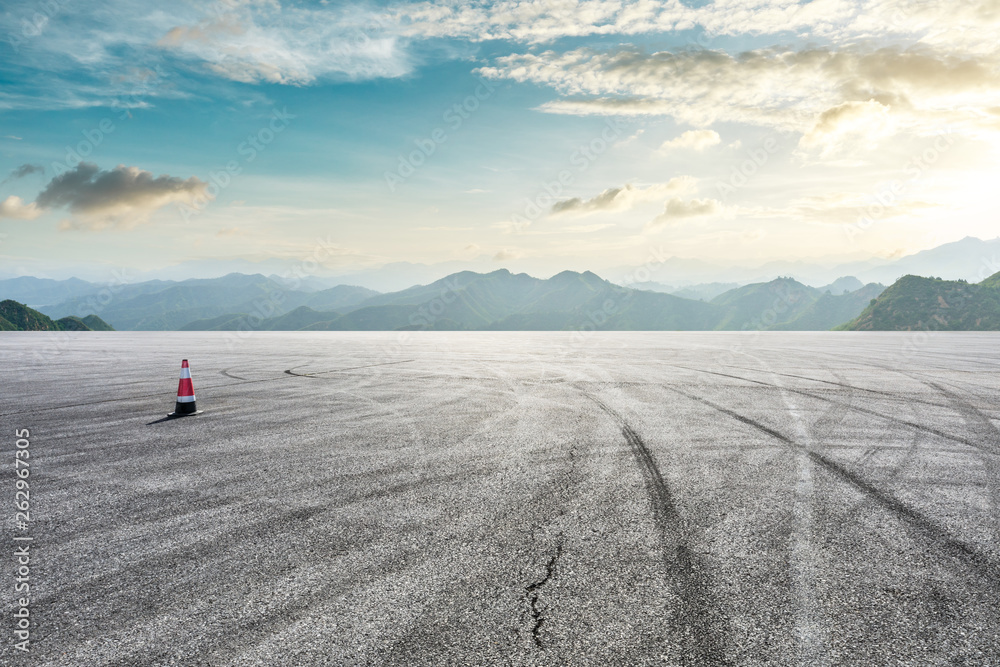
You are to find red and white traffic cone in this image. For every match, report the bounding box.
[169,359,202,417]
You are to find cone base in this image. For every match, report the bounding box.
[167,410,203,418]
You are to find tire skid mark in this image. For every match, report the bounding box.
[809,368,925,530]
[220,368,247,380]
[100,528,426,667]
[671,364,996,456]
[809,450,1000,576]
[115,467,506,667]
[59,465,501,667]
[587,393,731,665]
[369,359,574,655]
[720,364,948,408]
[665,385,1000,582]
[909,371,1000,403]
[0,360,418,417]
[283,358,415,378]
[33,396,440,628]
[379,379,582,661]
[918,379,1000,551]
[49,469,477,546]
[0,388,200,417]
[745,357,837,667]
[746,358,936,664]
[812,346,1000,374]
[31,504,333,614]
[923,380,1000,449]
[844,363,1000,552]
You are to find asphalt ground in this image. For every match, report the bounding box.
[2,331,1000,666]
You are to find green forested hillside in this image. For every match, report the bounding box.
[710,278,820,330]
[841,273,1000,331]
[0,300,114,331]
[771,283,885,331]
[82,314,116,331]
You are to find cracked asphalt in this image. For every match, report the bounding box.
[2,331,1000,666]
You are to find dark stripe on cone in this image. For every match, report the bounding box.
[170,359,198,416]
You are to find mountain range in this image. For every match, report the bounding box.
[6,261,1000,334]
[608,236,1000,289]
[31,274,378,331]
[6,237,1000,294]
[14,269,885,332]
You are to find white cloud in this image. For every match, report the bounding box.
[8,0,999,115]
[660,129,721,152]
[551,177,696,216]
[391,0,1000,52]
[3,0,413,108]
[494,248,523,260]
[479,45,1000,145]
[798,100,896,156]
[0,196,43,220]
[157,4,412,84]
[10,0,1000,103]
[35,162,209,230]
[393,0,859,44]
[648,197,723,226]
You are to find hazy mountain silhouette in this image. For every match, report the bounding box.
[17,258,1000,332]
[38,274,376,331]
[174,270,884,332]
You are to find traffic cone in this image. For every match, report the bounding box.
[169,359,202,417]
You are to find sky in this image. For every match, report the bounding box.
[1,0,999,282]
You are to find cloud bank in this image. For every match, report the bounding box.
[158,4,412,85]
[551,177,695,216]
[480,45,1000,149]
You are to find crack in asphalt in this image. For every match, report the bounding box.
[525,538,564,649]
[522,423,580,650]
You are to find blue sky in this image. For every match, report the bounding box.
[2,0,999,281]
